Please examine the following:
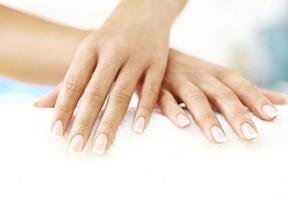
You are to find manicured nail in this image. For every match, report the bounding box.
[176,114,190,127]
[69,135,84,152]
[241,123,258,139]
[93,134,108,155]
[32,98,39,107]
[211,126,227,143]
[134,117,145,133]
[281,93,288,104]
[51,120,63,137]
[262,105,278,119]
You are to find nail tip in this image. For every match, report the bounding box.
[69,135,84,152]
[69,147,83,153]
[134,117,145,134]
[51,120,64,137]
[92,134,108,155]
[179,121,191,128]
[215,137,228,143]
[211,126,227,143]
[245,133,258,140]
[176,114,191,127]
[262,105,278,119]
[133,127,144,134]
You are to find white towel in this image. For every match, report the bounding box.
[0,105,288,200]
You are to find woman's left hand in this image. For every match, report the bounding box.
[45,0,187,154]
[155,50,282,143]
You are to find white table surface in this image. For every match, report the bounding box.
[0,105,288,200]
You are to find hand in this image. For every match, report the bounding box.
[156,50,282,143]
[48,0,186,154]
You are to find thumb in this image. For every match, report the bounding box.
[33,83,61,108]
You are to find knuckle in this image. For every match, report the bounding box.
[75,118,93,134]
[111,88,131,104]
[56,105,71,114]
[202,114,217,125]
[231,110,249,122]
[86,86,106,102]
[214,90,236,102]
[64,75,83,94]
[145,84,160,98]
[81,33,98,47]
[185,89,205,102]
[238,82,257,94]
[237,82,268,104]
[77,41,97,57]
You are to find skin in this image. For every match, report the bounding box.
[37,50,285,144]
[0,5,88,85]
[1,4,286,153]
[49,0,188,153]
[157,50,281,142]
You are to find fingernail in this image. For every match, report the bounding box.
[51,120,63,137]
[69,135,84,152]
[241,123,258,139]
[134,117,145,133]
[32,93,49,107]
[211,126,227,143]
[176,114,190,127]
[32,98,39,107]
[93,134,108,155]
[262,105,278,119]
[281,93,288,104]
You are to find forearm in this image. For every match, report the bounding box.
[0,5,89,85]
[107,0,188,29]
[0,0,187,85]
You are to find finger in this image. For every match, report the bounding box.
[158,89,191,128]
[171,80,227,143]
[92,63,142,155]
[133,66,165,133]
[198,77,258,140]
[51,40,98,137]
[33,84,61,108]
[218,70,278,120]
[68,57,122,152]
[261,89,288,105]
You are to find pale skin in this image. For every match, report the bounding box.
[0,4,285,154]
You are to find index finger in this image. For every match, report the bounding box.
[51,41,97,137]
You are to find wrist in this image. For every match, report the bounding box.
[107,0,186,29]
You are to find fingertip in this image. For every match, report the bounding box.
[133,116,146,134]
[240,123,258,140]
[261,104,278,120]
[280,93,288,104]
[69,135,84,152]
[175,113,191,128]
[92,133,108,155]
[210,125,228,143]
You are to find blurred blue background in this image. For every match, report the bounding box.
[0,78,51,104]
